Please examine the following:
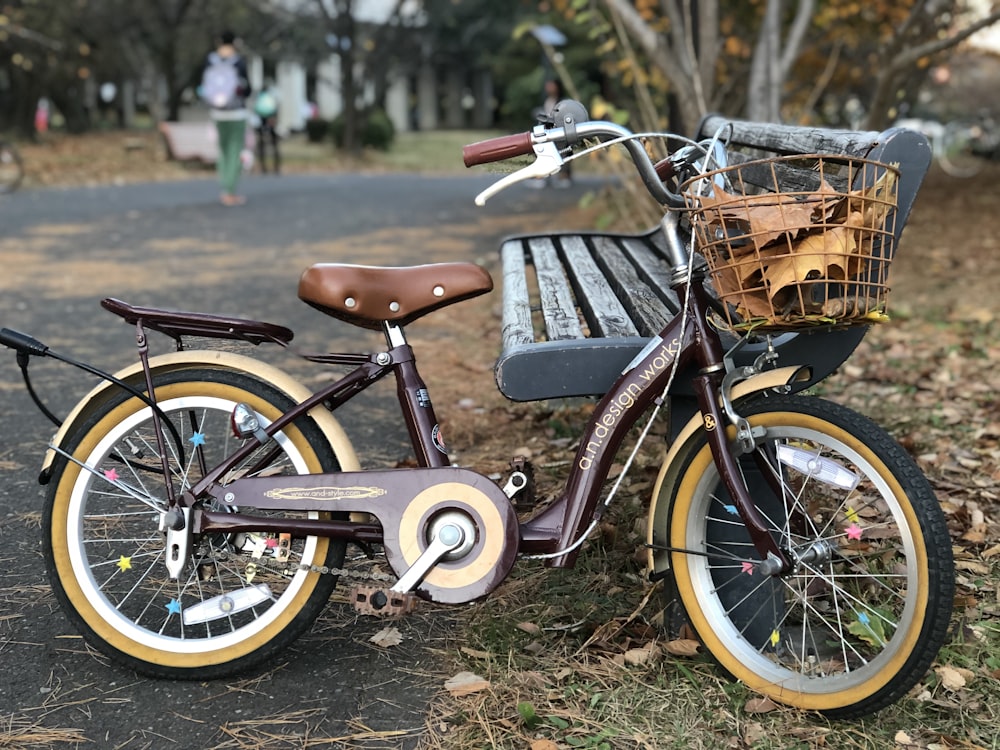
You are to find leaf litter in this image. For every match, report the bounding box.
[690,163,898,324]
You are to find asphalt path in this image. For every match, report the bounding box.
[0,170,593,748]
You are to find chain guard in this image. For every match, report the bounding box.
[384,472,519,604]
[209,466,520,605]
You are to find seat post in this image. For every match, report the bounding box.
[383,321,407,350]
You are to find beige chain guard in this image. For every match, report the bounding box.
[389,479,519,604]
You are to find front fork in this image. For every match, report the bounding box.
[692,365,793,575]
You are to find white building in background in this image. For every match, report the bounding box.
[174,1,493,132]
[241,0,492,134]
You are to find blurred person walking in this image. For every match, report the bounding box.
[201,31,251,206]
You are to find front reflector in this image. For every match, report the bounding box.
[776,444,860,491]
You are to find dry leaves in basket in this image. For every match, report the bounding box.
[696,167,897,322]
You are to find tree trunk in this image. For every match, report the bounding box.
[49,85,92,133]
[600,0,716,135]
[746,0,814,122]
[340,41,358,152]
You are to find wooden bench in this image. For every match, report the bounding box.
[494,116,932,402]
[159,121,218,164]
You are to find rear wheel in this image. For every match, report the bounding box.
[938,121,985,178]
[656,395,953,718]
[44,368,347,679]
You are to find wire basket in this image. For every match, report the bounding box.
[681,154,900,332]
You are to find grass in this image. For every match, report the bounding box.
[276,129,506,175]
[419,494,1000,749]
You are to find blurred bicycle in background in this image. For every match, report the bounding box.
[896,112,1000,177]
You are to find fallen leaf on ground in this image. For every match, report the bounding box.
[622,644,659,665]
[444,671,490,696]
[369,626,403,648]
[935,665,972,691]
[743,721,767,745]
[744,695,779,713]
[664,638,701,656]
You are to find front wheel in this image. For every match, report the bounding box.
[654,395,953,718]
[43,368,348,679]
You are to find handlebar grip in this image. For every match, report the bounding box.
[653,157,675,183]
[0,328,49,357]
[463,132,534,167]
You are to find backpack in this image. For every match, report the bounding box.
[201,54,241,110]
[254,90,278,118]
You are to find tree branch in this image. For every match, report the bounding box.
[889,9,1000,73]
[600,0,679,73]
[697,0,720,98]
[779,0,815,79]
[680,1,708,112]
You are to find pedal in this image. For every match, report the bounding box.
[351,585,417,617]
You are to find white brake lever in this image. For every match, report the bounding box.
[474,141,564,206]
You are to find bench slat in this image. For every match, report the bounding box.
[718,152,852,194]
[591,236,672,336]
[700,115,879,158]
[557,236,639,337]
[499,240,535,348]
[617,236,682,316]
[529,238,584,340]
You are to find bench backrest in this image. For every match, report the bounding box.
[696,115,930,252]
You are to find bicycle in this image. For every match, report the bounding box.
[0,138,24,193]
[896,114,999,178]
[0,100,953,719]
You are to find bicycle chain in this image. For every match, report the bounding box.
[210,546,396,584]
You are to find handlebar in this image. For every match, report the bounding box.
[462,132,534,167]
[463,110,700,208]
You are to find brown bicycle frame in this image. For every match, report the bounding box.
[156,280,786,572]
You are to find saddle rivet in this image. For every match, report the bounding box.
[389,301,400,312]
[345,297,356,308]
[432,285,444,297]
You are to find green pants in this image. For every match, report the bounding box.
[215,119,246,195]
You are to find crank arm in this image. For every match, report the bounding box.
[502,470,529,499]
[390,522,464,594]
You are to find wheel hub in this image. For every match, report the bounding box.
[792,538,836,570]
